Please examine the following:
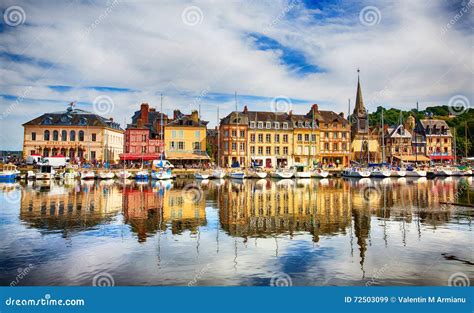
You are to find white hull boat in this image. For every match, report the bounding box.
[194,172,210,180]
[371,169,391,178]
[391,170,406,177]
[36,165,55,180]
[27,170,36,180]
[295,171,312,178]
[115,170,132,179]
[80,170,96,180]
[271,169,294,179]
[211,168,226,179]
[248,169,267,179]
[229,171,246,179]
[343,169,371,178]
[405,169,427,177]
[312,169,329,178]
[98,171,115,179]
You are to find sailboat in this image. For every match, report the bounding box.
[228,92,245,180]
[271,167,295,179]
[152,94,173,180]
[194,103,210,180]
[211,105,226,179]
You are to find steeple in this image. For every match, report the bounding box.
[353,68,366,117]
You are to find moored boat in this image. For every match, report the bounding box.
[371,168,391,178]
[35,165,55,180]
[292,165,312,178]
[63,167,78,180]
[98,170,115,180]
[248,168,267,179]
[312,168,329,178]
[211,168,226,179]
[229,170,246,179]
[115,170,132,179]
[342,167,371,178]
[135,170,149,180]
[80,170,96,180]
[390,168,406,177]
[194,171,210,180]
[405,167,427,177]
[271,168,295,179]
[151,169,172,180]
[0,164,20,181]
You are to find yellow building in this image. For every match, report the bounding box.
[22,103,124,162]
[417,119,453,163]
[164,110,209,166]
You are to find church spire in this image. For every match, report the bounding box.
[354,68,366,117]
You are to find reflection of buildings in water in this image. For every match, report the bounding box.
[219,180,352,242]
[122,180,207,242]
[19,182,122,234]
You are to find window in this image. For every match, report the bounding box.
[172,130,177,138]
[297,134,302,141]
[70,131,75,141]
[283,147,288,154]
[333,143,338,150]
[224,142,229,150]
[44,130,50,141]
[274,122,280,129]
[251,146,255,154]
[92,133,97,142]
[275,147,280,155]
[266,147,271,154]
[78,131,84,141]
[258,146,263,155]
[342,143,347,150]
[275,134,280,143]
[31,132,36,141]
[266,122,271,129]
[142,146,146,153]
[224,130,229,137]
[333,132,338,139]
[265,134,271,142]
[91,151,96,160]
[52,130,59,141]
[324,143,329,150]
[195,130,200,138]
[250,122,256,128]
[240,143,245,150]
[283,134,288,143]
[193,142,201,150]
[258,134,263,142]
[232,143,237,150]
[305,122,310,127]
[342,132,347,139]
[283,123,288,129]
[311,134,316,142]
[250,134,256,142]
[304,134,309,141]
[258,122,263,129]
[178,142,185,150]
[61,130,67,141]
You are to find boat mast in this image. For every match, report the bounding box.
[160,93,163,162]
[415,101,419,165]
[381,109,385,164]
[235,91,239,167]
[217,105,220,167]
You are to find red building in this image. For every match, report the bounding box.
[121,103,168,161]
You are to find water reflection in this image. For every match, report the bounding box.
[1,176,472,286]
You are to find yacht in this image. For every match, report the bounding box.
[211,168,226,179]
[151,168,172,180]
[390,168,406,177]
[98,170,115,179]
[135,170,149,180]
[80,170,96,180]
[405,166,427,177]
[0,164,20,181]
[194,171,210,180]
[248,168,267,179]
[312,168,329,178]
[371,168,391,178]
[36,165,56,180]
[292,165,312,178]
[229,170,246,179]
[115,169,132,179]
[342,167,371,178]
[271,168,295,179]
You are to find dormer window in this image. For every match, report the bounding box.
[42,117,53,125]
[266,122,271,129]
[283,122,288,129]
[304,121,309,127]
[257,122,263,129]
[274,122,280,129]
[298,121,303,128]
[79,117,88,126]
[250,121,256,128]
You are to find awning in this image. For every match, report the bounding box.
[119,153,162,161]
[351,139,379,152]
[166,152,209,160]
[393,155,430,162]
[429,155,454,160]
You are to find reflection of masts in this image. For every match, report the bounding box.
[233,238,238,271]
[382,183,388,247]
[274,237,279,257]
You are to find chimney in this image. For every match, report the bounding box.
[137,118,144,128]
[288,110,293,117]
[109,117,114,121]
[191,110,199,123]
[243,105,248,113]
[339,112,344,118]
[140,103,149,125]
[173,110,181,120]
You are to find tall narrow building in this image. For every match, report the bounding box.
[349,70,380,164]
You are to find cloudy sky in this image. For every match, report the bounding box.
[1,0,472,150]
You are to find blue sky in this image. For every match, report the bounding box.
[0,0,473,150]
